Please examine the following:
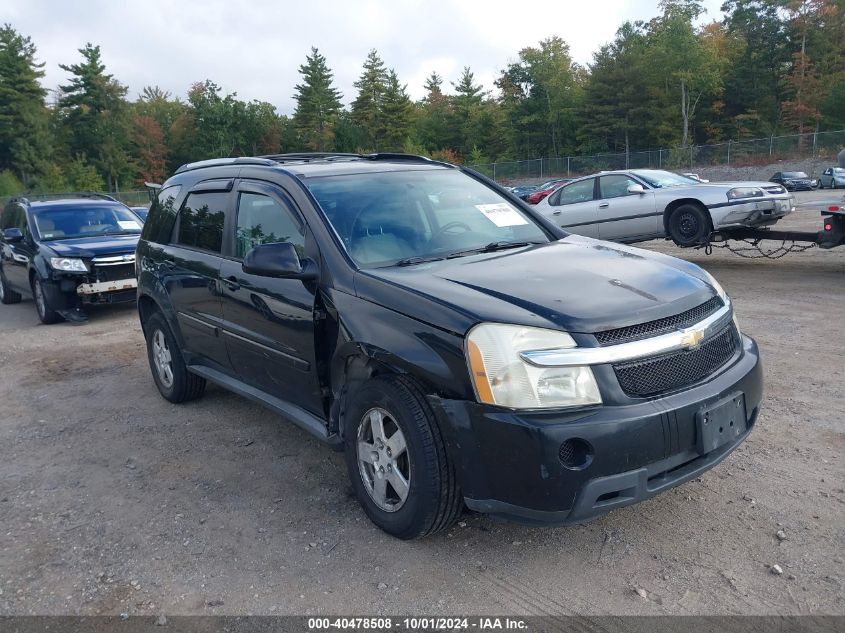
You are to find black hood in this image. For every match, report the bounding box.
[354,235,717,335]
[41,234,139,258]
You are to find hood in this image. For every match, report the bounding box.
[354,235,717,335]
[42,234,140,258]
[697,181,788,189]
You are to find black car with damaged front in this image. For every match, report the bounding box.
[136,153,763,539]
[0,195,142,323]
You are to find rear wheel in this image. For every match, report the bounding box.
[144,311,206,403]
[0,269,22,305]
[344,375,462,539]
[667,203,712,247]
[32,276,62,324]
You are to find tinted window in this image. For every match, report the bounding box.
[556,179,595,206]
[143,185,182,244]
[633,170,697,188]
[599,175,641,199]
[1,205,20,231]
[177,192,227,253]
[305,170,549,267]
[783,172,809,178]
[235,192,304,259]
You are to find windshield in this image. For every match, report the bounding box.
[783,172,809,178]
[633,170,699,188]
[32,205,143,240]
[305,169,550,267]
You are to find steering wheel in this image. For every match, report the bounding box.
[430,221,473,244]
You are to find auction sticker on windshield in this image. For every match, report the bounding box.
[475,203,529,227]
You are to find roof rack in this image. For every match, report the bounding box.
[258,152,439,165]
[174,157,278,174]
[10,192,119,205]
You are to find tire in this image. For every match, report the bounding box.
[0,269,22,305]
[667,203,712,247]
[32,276,62,324]
[144,311,206,403]
[344,375,462,539]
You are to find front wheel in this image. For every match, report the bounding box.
[344,375,462,539]
[32,276,62,324]
[667,204,712,247]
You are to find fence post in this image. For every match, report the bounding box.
[492,162,496,182]
[659,149,662,168]
[727,140,731,166]
[566,156,570,177]
[769,135,773,157]
[812,131,818,159]
[690,145,694,170]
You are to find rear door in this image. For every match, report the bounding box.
[541,178,598,238]
[218,179,323,415]
[596,174,659,242]
[163,181,233,370]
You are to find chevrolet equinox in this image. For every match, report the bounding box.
[136,153,763,539]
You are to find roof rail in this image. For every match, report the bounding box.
[10,192,119,204]
[258,152,362,163]
[362,153,435,163]
[174,157,277,174]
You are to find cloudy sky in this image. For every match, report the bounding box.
[5,0,723,114]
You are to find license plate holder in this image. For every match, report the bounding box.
[696,392,746,454]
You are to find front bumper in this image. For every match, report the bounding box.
[430,335,762,526]
[710,198,793,229]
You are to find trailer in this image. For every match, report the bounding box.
[705,204,845,255]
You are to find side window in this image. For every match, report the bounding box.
[556,179,595,206]
[143,185,182,244]
[177,192,227,253]
[235,192,304,259]
[824,168,832,175]
[599,175,641,199]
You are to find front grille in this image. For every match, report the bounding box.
[93,263,135,283]
[595,296,723,346]
[613,325,739,397]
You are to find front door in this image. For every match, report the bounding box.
[218,181,323,416]
[165,184,233,371]
[1,206,34,294]
[596,174,659,242]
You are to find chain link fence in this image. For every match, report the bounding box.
[470,129,845,183]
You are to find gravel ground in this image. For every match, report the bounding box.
[0,191,842,617]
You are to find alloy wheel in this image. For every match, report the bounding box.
[151,328,174,388]
[356,407,411,512]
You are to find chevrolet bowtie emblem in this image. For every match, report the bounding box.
[681,329,705,349]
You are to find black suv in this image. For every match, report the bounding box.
[137,154,763,539]
[1,194,143,323]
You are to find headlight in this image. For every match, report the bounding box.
[465,323,601,409]
[49,257,88,272]
[726,187,764,200]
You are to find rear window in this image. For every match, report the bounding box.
[176,192,227,253]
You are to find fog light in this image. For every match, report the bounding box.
[558,438,593,470]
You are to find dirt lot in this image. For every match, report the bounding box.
[0,191,843,617]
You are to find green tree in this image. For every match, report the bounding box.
[64,155,105,191]
[381,69,413,150]
[0,24,52,185]
[415,71,452,153]
[450,67,485,158]
[351,49,389,150]
[58,43,131,190]
[292,47,343,151]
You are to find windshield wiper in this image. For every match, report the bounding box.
[445,240,543,259]
[393,255,446,267]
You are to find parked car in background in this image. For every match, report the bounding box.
[0,194,142,323]
[506,185,539,200]
[526,178,572,204]
[819,167,845,189]
[534,169,793,246]
[136,153,761,539]
[131,206,149,222]
[770,171,814,191]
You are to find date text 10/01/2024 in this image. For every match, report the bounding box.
[307,617,528,630]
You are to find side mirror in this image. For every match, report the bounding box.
[242,241,317,280]
[2,228,24,243]
[627,184,646,195]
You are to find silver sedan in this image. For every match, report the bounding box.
[533,169,794,246]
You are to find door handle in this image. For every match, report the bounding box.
[224,275,240,291]
[599,203,610,209]
[553,210,561,216]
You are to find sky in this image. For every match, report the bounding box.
[3,0,724,115]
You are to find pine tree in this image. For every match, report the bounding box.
[351,49,389,150]
[381,69,413,150]
[58,43,131,190]
[0,24,52,186]
[292,47,343,151]
[416,71,452,153]
[450,67,484,157]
